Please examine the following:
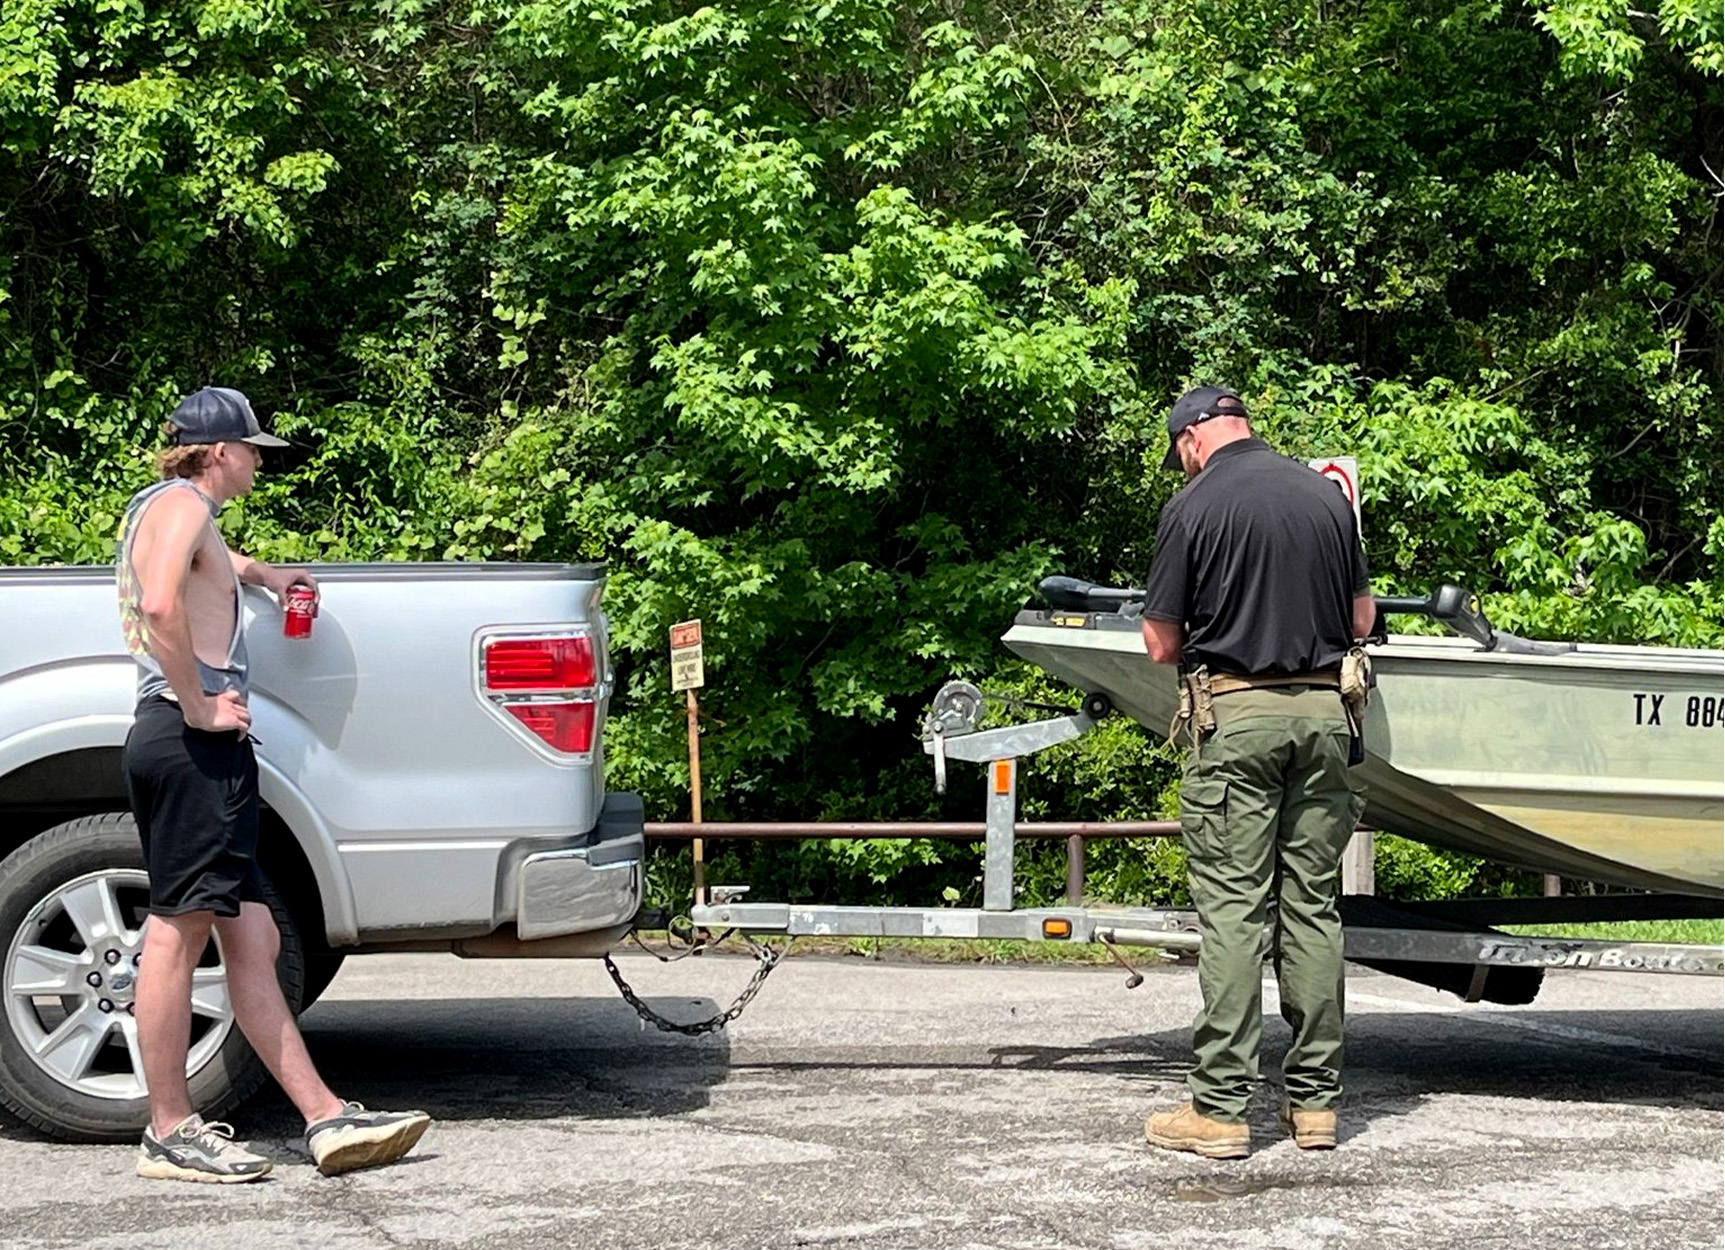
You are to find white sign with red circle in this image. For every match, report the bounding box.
[1307,456,1362,535]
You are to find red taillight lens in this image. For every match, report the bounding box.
[480,633,602,756]
[484,637,596,690]
[504,701,596,754]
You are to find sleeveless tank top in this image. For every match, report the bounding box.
[116,479,250,701]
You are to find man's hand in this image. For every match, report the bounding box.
[260,565,318,612]
[186,690,252,736]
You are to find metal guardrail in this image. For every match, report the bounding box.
[644,821,1179,907]
[644,822,1397,906]
[644,821,1177,838]
[645,822,1648,927]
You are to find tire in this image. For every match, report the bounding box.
[300,952,346,1009]
[0,813,304,1143]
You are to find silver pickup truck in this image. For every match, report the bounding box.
[0,562,643,1141]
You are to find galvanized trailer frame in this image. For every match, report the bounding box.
[691,688,1721,1000]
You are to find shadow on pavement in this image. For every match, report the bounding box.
[1345,1007,1722,1108]
[1116,1003,1722,1143]
[192,972,1724,1148]
[726,1044,1194,1082]
[237,994,732,1136]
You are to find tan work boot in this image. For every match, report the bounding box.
[1280,1102,1337,1150]
[1144,1103,1250,1159]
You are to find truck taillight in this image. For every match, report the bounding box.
[476,629,604,760]
[484,637,596,691]
[504,702,596,754]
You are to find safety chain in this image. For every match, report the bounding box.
[603,932,789,1036]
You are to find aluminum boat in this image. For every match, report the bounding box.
[1004,581,1724,897]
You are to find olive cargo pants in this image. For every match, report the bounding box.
[1177,687,1365,1122]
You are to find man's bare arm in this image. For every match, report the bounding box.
[1352,593,1376,642]
[136,493,248,731]
[229,548,318,609]
[1141,616,1184,665]
[228,548,266,587]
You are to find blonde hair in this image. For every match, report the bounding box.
[156,421,212,479]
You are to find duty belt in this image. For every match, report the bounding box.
[1170,659,1370,765]
[1207,670,1341,696]
[1170,665,1350,754]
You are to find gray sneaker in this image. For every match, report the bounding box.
[305,1102,431,1176]
[137,1115,273,1184]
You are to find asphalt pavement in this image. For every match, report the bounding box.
[1,950,1719,1250]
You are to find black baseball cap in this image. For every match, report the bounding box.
[1162,385,1247,469]
[169,387,290,447]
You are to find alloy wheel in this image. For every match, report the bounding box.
[3,869,234,1101]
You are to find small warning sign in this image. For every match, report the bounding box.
[1307,456,1362,535]
[670,619,704,692]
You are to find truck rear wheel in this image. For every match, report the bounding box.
[301,952,346,1008]
[0,813,304,1142]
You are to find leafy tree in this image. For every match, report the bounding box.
[1,0,1717,906]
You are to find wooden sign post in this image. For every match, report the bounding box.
[669,620,706,905]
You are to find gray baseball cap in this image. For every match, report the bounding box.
[169,387,290,447]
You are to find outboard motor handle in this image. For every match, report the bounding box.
[1037,576,1143,613]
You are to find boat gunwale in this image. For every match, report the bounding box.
[1406,771,1722,800]
[1004,617,1725,677]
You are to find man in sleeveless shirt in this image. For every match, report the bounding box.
[1138,387,1375,1160]
[119,386,431,1181]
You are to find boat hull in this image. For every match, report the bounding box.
[1002,611,1724,897]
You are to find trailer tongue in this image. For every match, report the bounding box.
[692,584,1722,1002]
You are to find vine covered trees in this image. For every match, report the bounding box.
[2,0,1717,902]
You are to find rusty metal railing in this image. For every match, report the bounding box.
[644,821,1179,906]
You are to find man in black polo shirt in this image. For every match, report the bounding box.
[1139,386,1375,1160]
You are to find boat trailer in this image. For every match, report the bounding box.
[692,679,1722,1005]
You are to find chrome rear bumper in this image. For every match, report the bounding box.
[517,793,644,939]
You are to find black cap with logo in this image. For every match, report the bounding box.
[169,387,290,447]
[1163,386,1248,469]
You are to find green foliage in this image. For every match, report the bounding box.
[1373,835,1538,901]
[1,0,1718,911]
[1504,918,1724,943]
[1534,0,1723,79]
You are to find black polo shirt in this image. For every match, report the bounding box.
[1143,438,1369,676]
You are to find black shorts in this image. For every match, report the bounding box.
[122,695,265,918]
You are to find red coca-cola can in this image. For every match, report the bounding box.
[283,585,317,640]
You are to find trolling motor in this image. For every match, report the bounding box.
[1372,585,1578,656]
